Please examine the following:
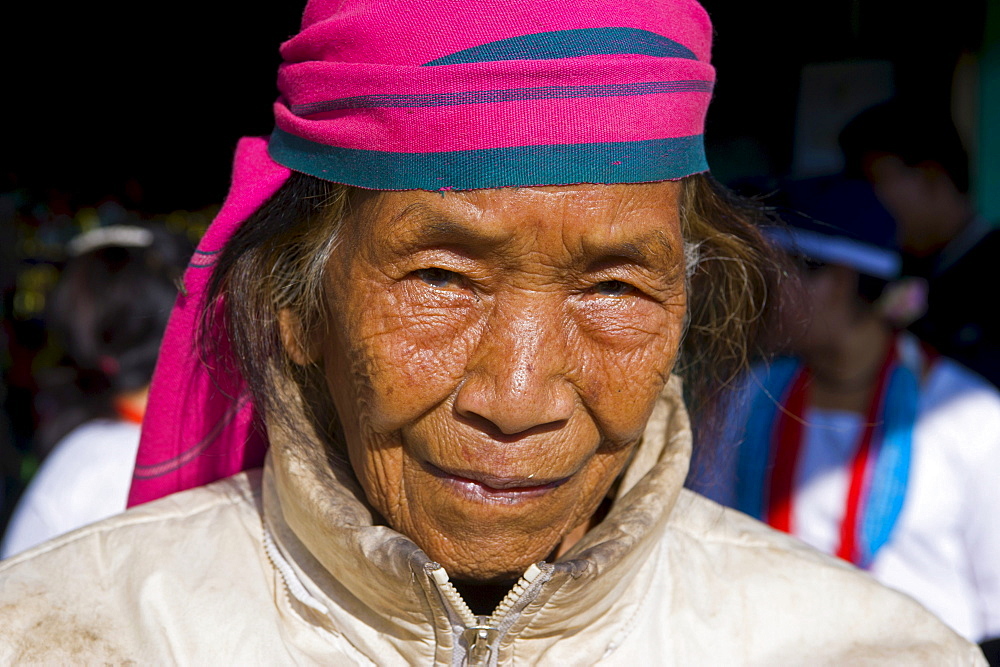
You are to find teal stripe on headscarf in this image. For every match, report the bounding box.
[269,128,707,190]
[736,358,801,520]
[423,27,698,66]
[857,364,918,568]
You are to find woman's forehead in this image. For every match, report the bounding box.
[351,181,683,253]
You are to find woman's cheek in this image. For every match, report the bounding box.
[353,281,482,428]
[573,296,678,352]
[573,301,682,440]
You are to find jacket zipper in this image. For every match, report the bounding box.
[430,563,543,666]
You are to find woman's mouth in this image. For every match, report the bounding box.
[421,462,570,504]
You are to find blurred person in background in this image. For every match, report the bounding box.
[1,225,190,557]
[840,100,1000,387]
[692,175,1000,649]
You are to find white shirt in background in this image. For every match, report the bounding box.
[1,420,140,558]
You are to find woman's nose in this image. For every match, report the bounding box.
[454,308,576,436]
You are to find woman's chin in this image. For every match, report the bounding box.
[399,513,566,581]
[359,449,620,579]
[422,539,551,582]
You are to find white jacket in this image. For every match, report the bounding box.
[0,379,984,664]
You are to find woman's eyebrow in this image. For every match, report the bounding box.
[389,203,676,264]
[390,204,507,248]
[583,231,676,267]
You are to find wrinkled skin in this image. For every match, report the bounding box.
[289,182,687,582]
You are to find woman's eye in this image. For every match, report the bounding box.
[414,267,461,288]
[593,280,635,297]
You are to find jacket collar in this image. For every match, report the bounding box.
[262,375,692,662]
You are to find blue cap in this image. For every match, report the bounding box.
[768,176,901,280]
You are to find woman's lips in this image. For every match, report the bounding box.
[421,462,570,504]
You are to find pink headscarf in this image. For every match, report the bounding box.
[129,0,715,506]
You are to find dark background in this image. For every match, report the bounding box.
[3,2,302,213]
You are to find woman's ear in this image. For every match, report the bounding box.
[278,309,319,366]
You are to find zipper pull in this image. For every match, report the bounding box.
[463,624,499,666]
[430,563,547,666]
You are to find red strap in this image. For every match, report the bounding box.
[766,367,811,532]
[834,343,897,563]
[766,339,901,566]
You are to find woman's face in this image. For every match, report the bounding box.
[782,262,859,356]
[312,182,686,581]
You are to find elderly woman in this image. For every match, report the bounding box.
[0,0,983,663]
